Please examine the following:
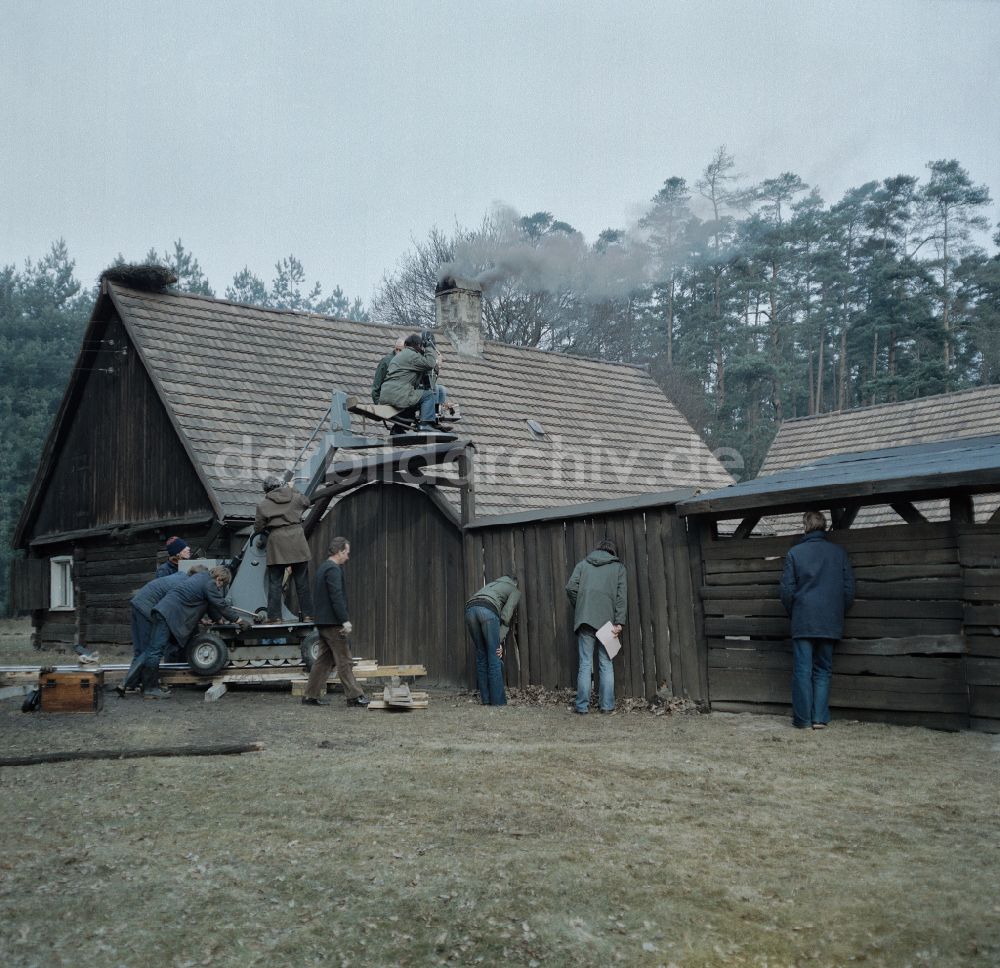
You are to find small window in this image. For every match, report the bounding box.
[526,419,546,439]
[50,556,74,611]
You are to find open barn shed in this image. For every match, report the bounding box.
[9,273,734,697]
[677,434,1000,732]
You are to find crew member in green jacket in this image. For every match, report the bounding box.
[566,540,627,714]
[465,575,520,706]
[371,336,404,403]
[378,333,442,430]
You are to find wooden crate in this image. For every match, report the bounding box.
[39,670,105,713]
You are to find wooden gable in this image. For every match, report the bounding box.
[17,306,217,546]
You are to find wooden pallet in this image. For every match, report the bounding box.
[367,691,429,711]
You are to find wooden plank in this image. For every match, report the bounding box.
[702,599,963,620]
[705,616,961,638]
[957,532,1000,567]
[709,669,967,712]
[644,510,672,692]
[670,510,705,701]
[702,522,957,560]
[629,512,657,699]
[966,657,1000,686]
[969,685,1000,718]
[964,605,1000,626]
[707,634,967,656]
[609,514,641,700]
[708,700,969,731]
[965,635,1000,658]
[708,647,964,680]
[515,527,536,689]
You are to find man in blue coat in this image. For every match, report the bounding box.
[779,510,855,729]
[124,566,247,698]
[118,565,207,697]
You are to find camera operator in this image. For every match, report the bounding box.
[378,333,445,431]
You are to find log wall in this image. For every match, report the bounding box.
[698,520,1000,732]
[26,528,231,650]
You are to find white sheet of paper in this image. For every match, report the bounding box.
[596,621,621,659]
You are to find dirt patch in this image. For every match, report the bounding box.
[1,626,999,966]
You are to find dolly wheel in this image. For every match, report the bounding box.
[300,630,321,672]
[187,632,230,676]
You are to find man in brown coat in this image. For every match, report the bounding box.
[254,477,314,622]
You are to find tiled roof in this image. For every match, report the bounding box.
[759,386,1000,527]
[109,284,733,520]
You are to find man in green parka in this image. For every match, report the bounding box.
[566,539,627,714]
[371,336,404,403]
[465,575,521,706]
[377,333,441,430]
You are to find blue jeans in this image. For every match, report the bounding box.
[465,605,506,705]
[418,390,437,424]
[124,613,172,689]
[576,627,614,712]
[792,638,834,727]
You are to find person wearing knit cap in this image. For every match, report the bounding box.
[156,536,191,578]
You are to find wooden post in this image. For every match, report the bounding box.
[458,445,476,526]
[950,494,974,525]
[831,502,862,530]
[732,515,761,540]
[889,501,929,525]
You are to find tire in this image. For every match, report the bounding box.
[300,630,321,672]
[187,631,230,676]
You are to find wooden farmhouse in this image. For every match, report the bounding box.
[10,275,734,697]
[677,433,1000,732]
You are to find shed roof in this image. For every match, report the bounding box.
[761,385,1000,474]
[678,434,1000,517]
[102,284,732,520]
[757,385,1000,528]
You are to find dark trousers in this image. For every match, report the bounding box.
[130,607,153,658]
[267,561,313,619]
[304,625,365,701]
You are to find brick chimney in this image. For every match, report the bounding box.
[435,276,484,357]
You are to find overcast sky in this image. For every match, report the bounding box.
[2,0,998,302]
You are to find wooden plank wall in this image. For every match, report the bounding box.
[959,526,1000,732]
[310,482,467,682]
[30,315,214,538]
[698,520,996,731]
[466,506,701,700]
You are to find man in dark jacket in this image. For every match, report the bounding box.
[255,477,314,622]
[566,540,628,715]
[124,566,248,698]
[156,536,191,578]
[465,575,520,706]
[780,510,856,729]
[302,537,369,707]
[371,336,404,403]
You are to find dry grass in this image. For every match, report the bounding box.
[1,621,998,967]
